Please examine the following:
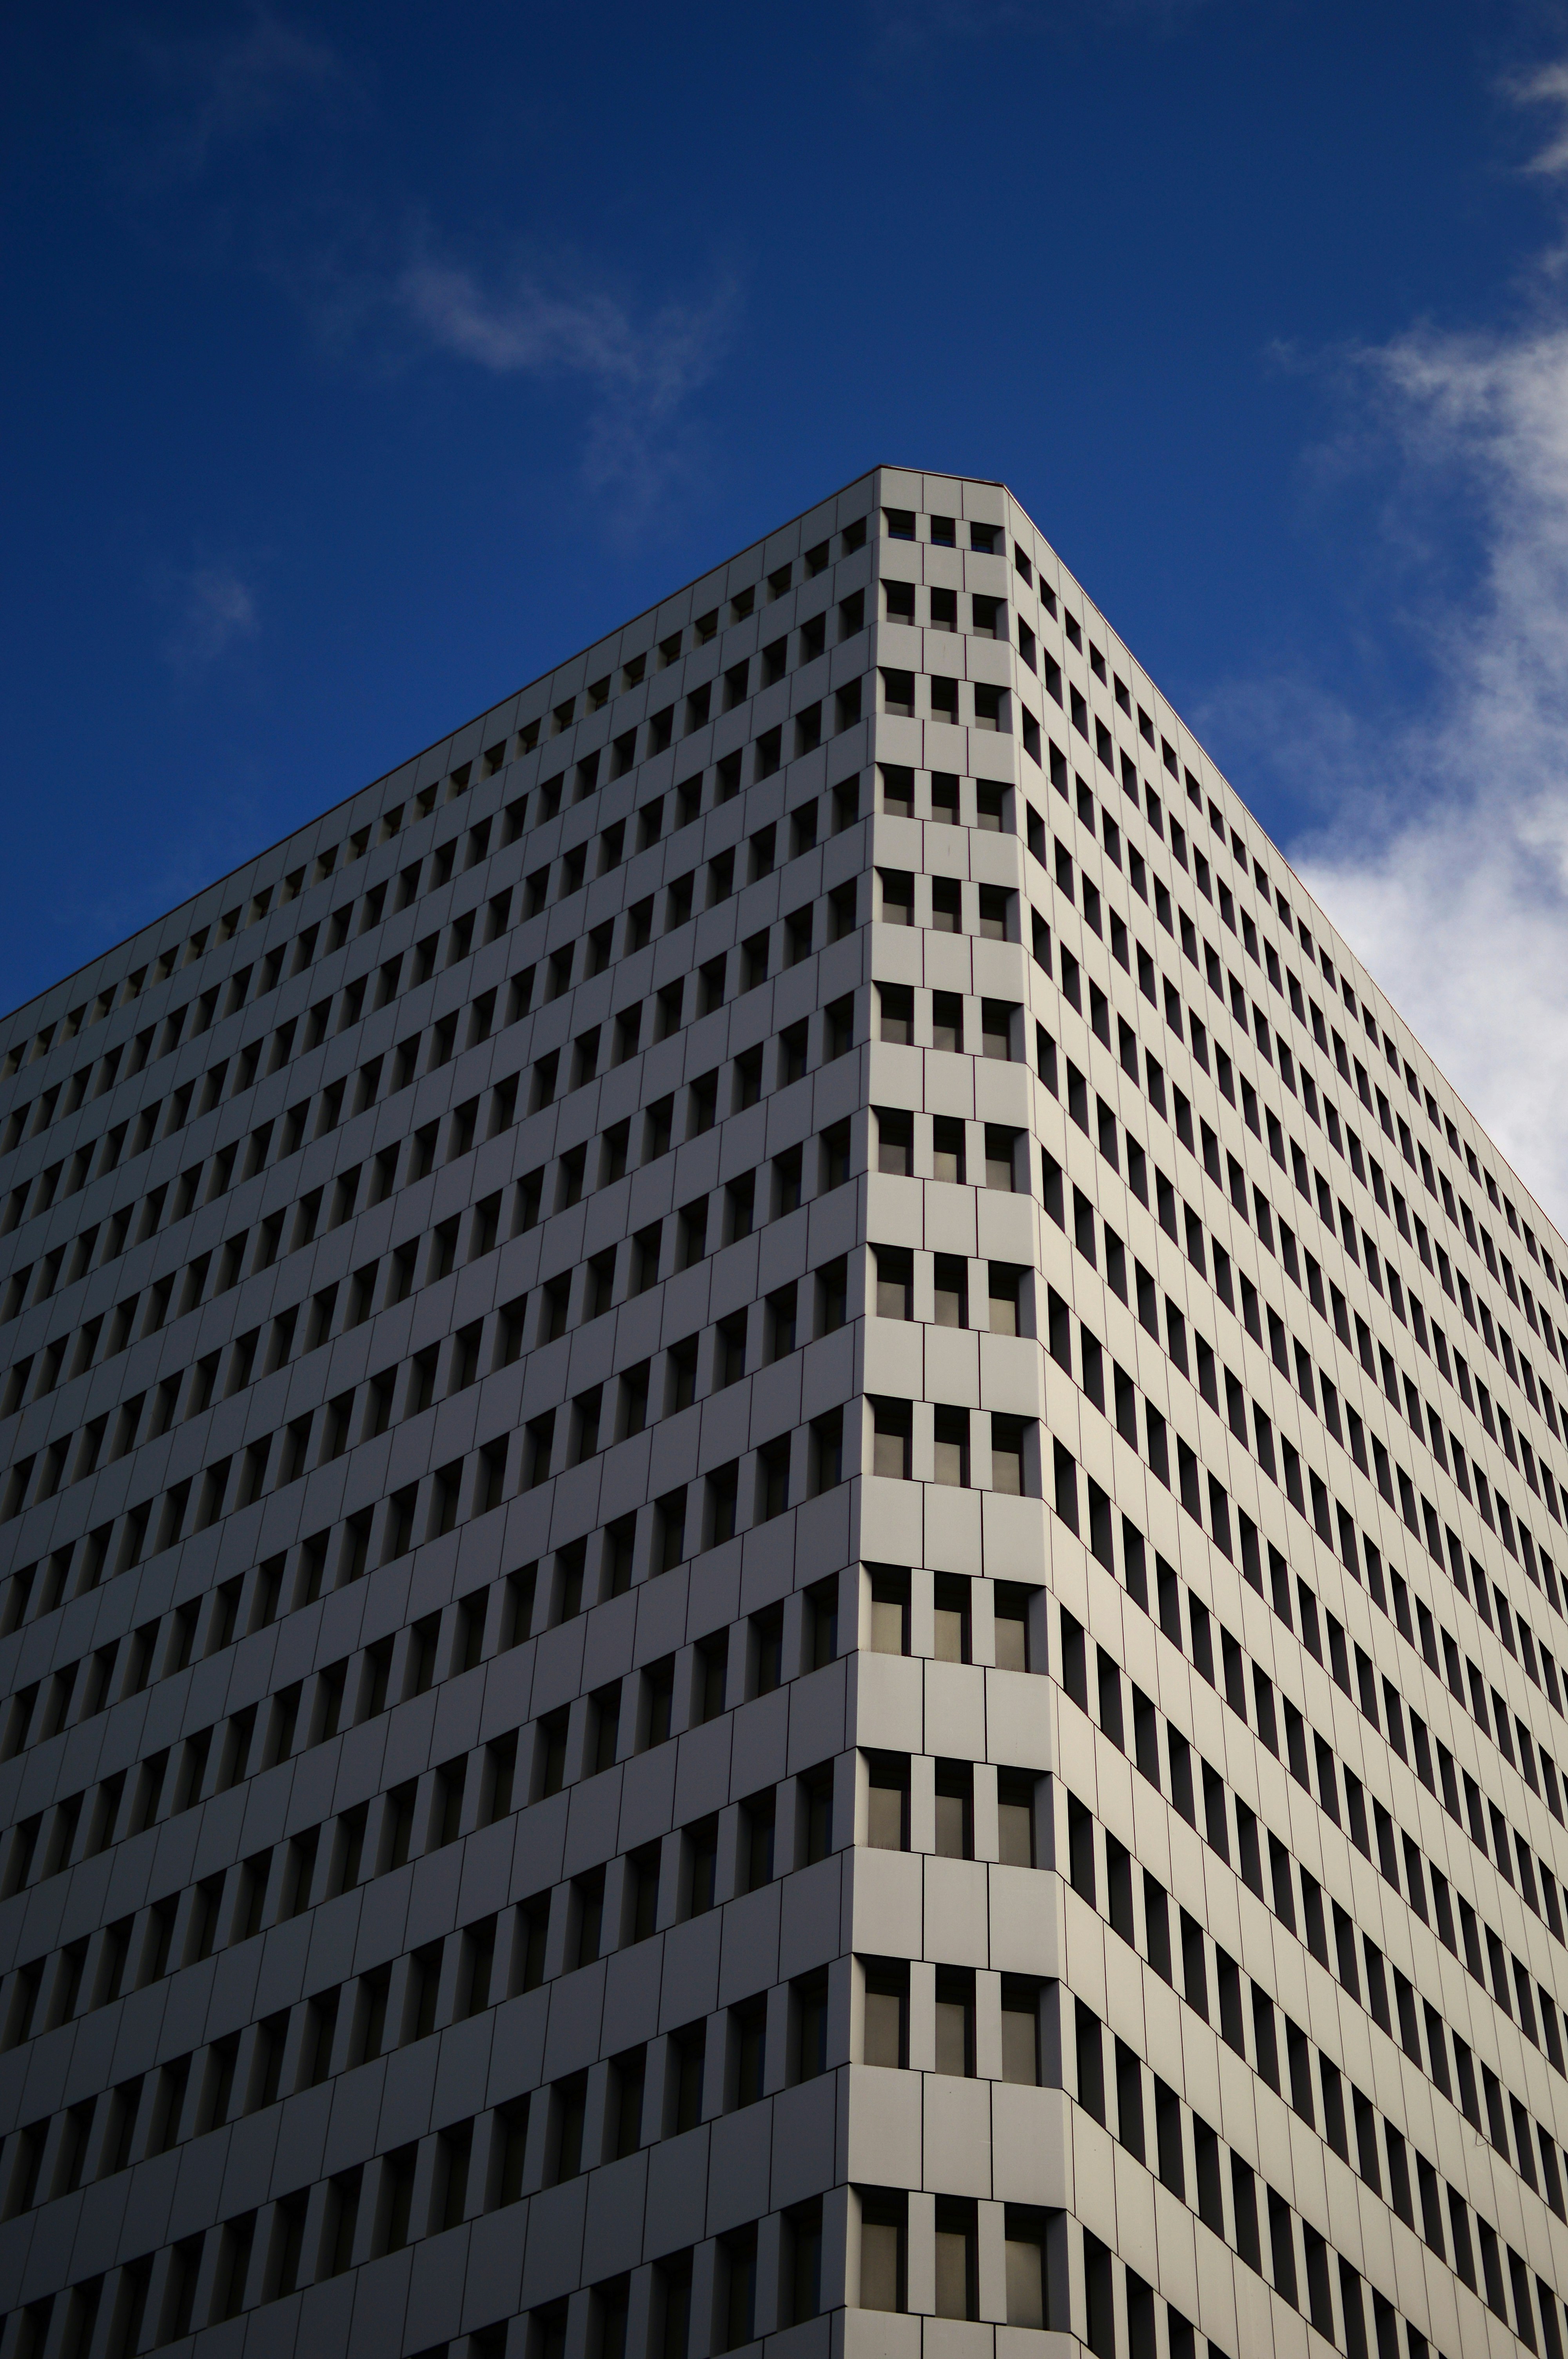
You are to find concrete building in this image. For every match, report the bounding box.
[2,466,1568,2359]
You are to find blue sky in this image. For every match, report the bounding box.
[9,0,1568,1207]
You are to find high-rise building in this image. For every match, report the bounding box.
[3,465,1568,2359]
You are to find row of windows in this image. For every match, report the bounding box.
[1038,1241,1568,2024]
[1030,733,1568,1560]
[0,918,862,1451]
[0,850,873,1452]
[0,1241,864,1775]
[1039,1114,1568,1916]
[0,512,882,1076]
[1064,1788,1565,2357]
[0,1381,1039,1884]
[0,1143,864,1707]
[1043,1246,1566,1774]
[0,710,871,1234]
[0,1081,858,1547]
[4,1547,1027,1926]
[0,1725,846,2065]
[7,485,1550,1383]
[0,1083,860,1710]
[1034,742,1568,1415]
[1064,1616,1566,2203]
[1035,1078,1567,1786]
[1030,933,1568,1782]
[878,669,1015,736]
[8,2164,830,2359]
[0,768,866,1271]
[1056,1513,1568,2210]
[0,1548,1045,2077]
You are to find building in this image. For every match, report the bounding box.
[2,465,1568,2359]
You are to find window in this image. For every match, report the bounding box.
[877,983,913,1044]
[683,1817,719,1916]
[878,869,914,925]
[935,1762,973,1859]
[998,1770,1038,1865]
[869,1565,909,1654]
[695,1631,728,1723]
[876,1105,912,1174]
[934,1405,970,1486]
[784,2200,824,2325]
[715,1312,747,1387]
[739,1790,776,1892]
[1005,2208,1048,2328]
[985,1124,1020,1190]
[858,2190,906,2312]
[875,1245,912,1317]
[991,1414,1029,1494]
[862,1959,908,2065]
[995,1584,1034,1671]
[871,1398,911,1478]
[934,2195,978,2318]
[866,1753,909,1848]
[989,1263,1025,1333]
[981,999,1016,1060]
[931,1116,965,1184]
[1001,1980,1044,2082]
[811,1409,844,1491]
[728,1999,768,2109]
[920,1257,964,1337]
[807,1577,838,1667]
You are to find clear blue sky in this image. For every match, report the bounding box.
[8,2,1568,1198]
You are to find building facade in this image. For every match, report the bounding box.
[2,466,1568,2359]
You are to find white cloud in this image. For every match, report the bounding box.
[161,565,260,668]
[124,4,343,179]
[388,246,739,512]
[1512,60,1568,180]
[1243,305,1568,1233]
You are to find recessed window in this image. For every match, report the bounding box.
[931,876,961,932]
[878,869,914,925]
[868,1567,909,1654]
[879,763,914,816]
[875,1245,913,1318]
[870,1399,912,1480]
[877,983,914,1045]
[876,1106,913,1176]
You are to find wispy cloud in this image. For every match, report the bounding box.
[867,0,1216,50]
[379,241,740,514]
[118,3,345,182]
[1206,79,1568,1228]
[158,564,261,669]
[1511,59,1568,179]
[116,10,733,516]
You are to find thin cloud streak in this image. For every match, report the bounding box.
[159,564,261,669]
[1512,60,1568,179]
[115,11,732,516]
[118,3,345,182]
[388,244,740,511]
